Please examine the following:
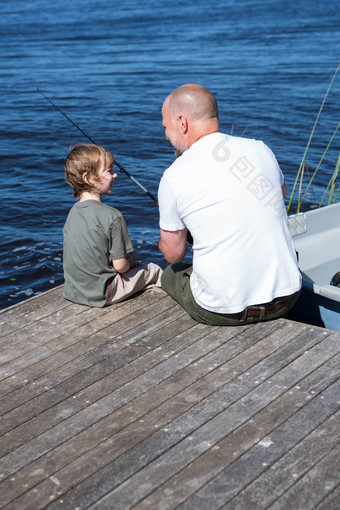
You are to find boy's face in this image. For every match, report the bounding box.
[96,159,117,195]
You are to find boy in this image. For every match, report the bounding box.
[63,143,162,307]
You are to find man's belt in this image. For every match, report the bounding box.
[239,295,291,319]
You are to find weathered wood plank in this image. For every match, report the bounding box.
[0,319,212,507]
[0,286,65,328]
[0,320,265,506]
[0,319,282,504]
[0,302,102,357]
[0,288,164,363]
[0,319,234,476]
[0,290,167,382]
[137,378,340,510]
[82,338,340,509]
[0,286,339,510]
[268,444,340,509]
[195,381,340,510]
[8,323,332,509]
[0,308,192,449]
[218,411,339,509]
[314,485,340,510]
[127,356,340,510]
[0,308,184,415]
[0,298,182,417]
[0,292,168,399]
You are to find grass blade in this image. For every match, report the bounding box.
[287,63,340,213]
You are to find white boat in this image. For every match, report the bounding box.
[288,202,340,331]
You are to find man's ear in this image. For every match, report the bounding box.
[178,114,189,134]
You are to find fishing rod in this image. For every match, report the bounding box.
[36,87,158,204]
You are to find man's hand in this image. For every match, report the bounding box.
[159,228,187,263]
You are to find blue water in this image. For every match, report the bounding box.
[0,0,339,310]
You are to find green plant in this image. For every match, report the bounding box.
[287,64,339,213]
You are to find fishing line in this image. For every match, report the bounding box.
[36,87,158,204]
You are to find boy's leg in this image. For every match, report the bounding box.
[106,262,162,305]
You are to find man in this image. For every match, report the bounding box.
[158,83,301,326]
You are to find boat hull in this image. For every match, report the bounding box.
[287,286,340,331]
[288,202,340,331]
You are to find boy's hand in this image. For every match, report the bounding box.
[128,253,139,269]
[113,254,137,273]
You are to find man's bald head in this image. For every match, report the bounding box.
[166,84,218,123]
[162,84,219,156]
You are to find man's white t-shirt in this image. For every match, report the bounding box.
[158,132,301,314]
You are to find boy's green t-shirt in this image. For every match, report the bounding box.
[63,200,133,307]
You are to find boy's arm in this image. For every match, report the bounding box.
[112,253,137,274]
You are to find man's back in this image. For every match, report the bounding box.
[158,132,301,313]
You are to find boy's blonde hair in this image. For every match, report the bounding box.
[65,143,114,199]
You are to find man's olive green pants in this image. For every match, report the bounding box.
[161,263,301,326]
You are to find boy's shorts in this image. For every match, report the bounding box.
[106,262,162,305]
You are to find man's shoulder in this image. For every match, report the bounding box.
[224,133,264,148]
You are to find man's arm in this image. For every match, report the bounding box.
[158,228,187,263]
[282,181,287,199]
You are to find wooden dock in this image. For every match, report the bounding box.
[0,286,339,509]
